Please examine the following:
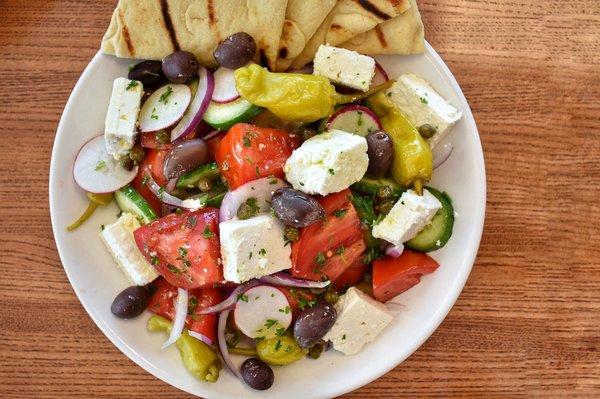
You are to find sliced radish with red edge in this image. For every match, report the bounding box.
[219,177,288,222]
[327,105,382,137]
[139,84,191,133]
[170,67,215,142]
[233,285,292,339]
[212,67,241,104]
[371,61,390,87]
[73,135,138,194]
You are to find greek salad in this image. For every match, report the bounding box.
[69,33,462,391]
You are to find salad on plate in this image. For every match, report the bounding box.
[68,27,462,392]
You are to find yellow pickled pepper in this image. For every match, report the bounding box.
[67,192,114,231]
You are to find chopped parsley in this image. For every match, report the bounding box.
[363,246,384,265]
[279,306,291,314]
[328,168,335,175]
[167,264,180,274]
[178,247,188,257]
[275,327,286,337]
[315,252,326,267]
[100,224,105,231]
[298,298,317,310]
[202,226,214,238]
[94,160,106,171]
[341,334,346,340]
[187,296,198,315]
[242,135,252,147]
[335,245,345,256]
[142,175,150,186]
[333,208,347,218]
[236,293,249,302]
[150,256,160,266]
[420,96,428,104]
[187,216,197,228]
[264,319,278,329]
[157,186,165,198]
[126,80,139,91]
[357,111,364,126]
[258,248,267,256]
[159,86,174,104]
[248,252,253,259]
[274,339,282,351]
[150,107,159,120]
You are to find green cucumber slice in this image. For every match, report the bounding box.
[115,186,158,224]
[405,187,454,252]
[203,98,262,131]
[176,162,220,189]
[352,176,403,197]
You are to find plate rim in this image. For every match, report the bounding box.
[49,41,486,399]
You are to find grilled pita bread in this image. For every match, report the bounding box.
[101,0,288,70]
[274,0,337,72]
[289,0,410,69]
[340,0,424,55]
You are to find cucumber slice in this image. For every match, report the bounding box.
[406,187,454,252]
[203,97,262,131]
[115,186,158,224]
[176,162,220,189]
[352,176,403,197]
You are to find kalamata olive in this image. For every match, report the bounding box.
[241,358,274,391]
[271,188,325,228]
[293,301,337,349]
[111,286,151,319]
[163,139,208,179]
[366,131,394,177]
[162,51,200,83]
[128,60,165,87]
[213,32,257,69]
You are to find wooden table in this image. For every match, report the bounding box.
[1,0,598,397]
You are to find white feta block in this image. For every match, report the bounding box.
[220,214,292,283]
[313,45,376,92]
[372,189,442,246]
[323,287,393,355]
[100,212,159,286]
[104,77,143,160]
[284,129,368,196]
[387,74,462,149]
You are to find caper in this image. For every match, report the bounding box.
[418,124,437,139]
[197,178,213,192]
[225,326,240,348]
[307,342,325,359]
[120,157,134,171]
[323,288,339,305]
[284,226,300,242]
[154,130,170,144]
[376,200,395,215]
[237,197,260,220]
[300,126,317,141]
[377,185,394,199]
[129,145,146,165]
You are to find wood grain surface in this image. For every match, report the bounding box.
[1,0,599,397]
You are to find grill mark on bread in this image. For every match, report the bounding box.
[118,9,135,56]
[375,25,388,48]
[259,49,269,69]
[279,47,288,59]
[207,0,216,25]
[356,0,392,21]
[331,23,343,30]
[160,0,180,51]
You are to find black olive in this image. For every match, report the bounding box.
[163,139,208,179]
[241,358,274,390]
[128,60,165,87]
[110,286,151,319]
[366,131,394,177]
[271,188,325,228]
[213,32,257,69]
[293,301,337,349]
[162,51,200,83]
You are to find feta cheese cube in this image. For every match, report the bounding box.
[220,214,292,283]
[313,45,376,92]
[284,129,368,196]
[323,287,393,355]
[104,77,143,160]
[372,189,442,246]
[387,74,462,149]
[100,212,159,285]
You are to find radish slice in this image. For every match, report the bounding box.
[259,272,330,289]
[170,67,215,142]
[146,175,205,210]
[371,61,390,87]
[199,280,262,315]
[433,142,454,169]
[188,331,214,347]
[385,244,404,258]
[218,310,242,379]
[219,177,288,222]
[233,285,292,339]
[73,135,138,194]
[139,84,191,133]
[162,288,188,349]
[327,105,382,137]
[212,67,241,104]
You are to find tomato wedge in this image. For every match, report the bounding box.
[148,278,222,342]
[372,249,439,302]
[131,149,169,214]
[215,123,299,189]
[134,208,223,289]
[333,258,368,291]
[291,190,366,281]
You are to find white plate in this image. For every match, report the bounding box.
[50,43,485,399]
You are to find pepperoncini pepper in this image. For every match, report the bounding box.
[66,192,114,231]
[147,315,221,383]
[366,91,432,194]
[234,64,394,123]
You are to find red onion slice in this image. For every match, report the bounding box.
[188,331,214,347]
[203,129,223,141]
[171,67,215,142]
[199,280,262,315]
[385,244,404,258]
[219,177,288,222]
[433,142,454,169]
[162,288,188,349]
[259,272,330,289]
[146,175,205,210]
[217,309,242,379]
